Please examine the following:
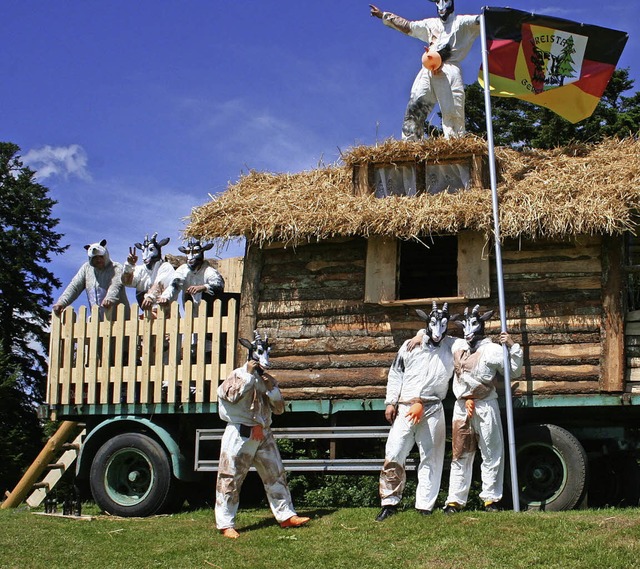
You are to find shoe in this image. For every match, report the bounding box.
[220,528,240,539]
[416,509,432,516]
[443,503,461,515]
[375,506,398,522]
[280,515,310,528]
[484,501,501,512]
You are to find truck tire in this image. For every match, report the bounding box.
[90,432,176,517]
[516,424,588,511]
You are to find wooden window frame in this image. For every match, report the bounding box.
[364,231,491,305]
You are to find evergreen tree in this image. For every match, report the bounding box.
[0,142,67,493]
[465,68,640,148]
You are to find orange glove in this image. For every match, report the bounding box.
[465,399,475,419]
[250,425,264,441]
[406,401,424,425]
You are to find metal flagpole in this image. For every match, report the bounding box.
[479,8,520,512]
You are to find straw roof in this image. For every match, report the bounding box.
[186,136,640,248]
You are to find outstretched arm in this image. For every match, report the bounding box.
[370,4,411,34]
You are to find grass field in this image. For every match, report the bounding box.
[1,504,640,569]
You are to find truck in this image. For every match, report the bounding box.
[18,137,640,515]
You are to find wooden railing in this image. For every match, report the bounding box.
[47,299,238,407]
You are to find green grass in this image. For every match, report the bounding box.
[1,505,640,569]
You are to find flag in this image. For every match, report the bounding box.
[479,7,628,123]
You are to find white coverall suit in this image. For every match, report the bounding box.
[215,363,298,530]
[380,335,467,511]
[446,338,523,506]
[382,11,479,139]
[123,259,178,307]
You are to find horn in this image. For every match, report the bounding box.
[432,300,438,312]
[472,304,480,315]
[443,302,449,313]
[463,306,469,317]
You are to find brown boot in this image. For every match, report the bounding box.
[220,528,240,539]
[280,515,310,528]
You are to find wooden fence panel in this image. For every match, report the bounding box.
[46,298,238,408]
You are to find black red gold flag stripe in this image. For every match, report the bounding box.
[479,7,628,123]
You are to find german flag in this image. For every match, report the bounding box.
[479,7,628,123]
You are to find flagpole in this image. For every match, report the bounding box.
[479,9,520,512]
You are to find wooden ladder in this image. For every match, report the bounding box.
[1,421,85,510]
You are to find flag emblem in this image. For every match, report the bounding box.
[480,7,628,123]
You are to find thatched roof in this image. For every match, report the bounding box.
[186,136,640,248]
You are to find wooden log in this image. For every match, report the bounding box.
[273,352,396,370]
[526,343,600,365]
[526,364,599,382]
[512,380,600,395]
[281,386,386,400]
[275,367,389,388]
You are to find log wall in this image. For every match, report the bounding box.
[253,235,619,401]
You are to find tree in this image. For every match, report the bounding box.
[0,142,67,493]
[465,68,640,148]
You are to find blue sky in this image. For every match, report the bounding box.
[2,1,637,307]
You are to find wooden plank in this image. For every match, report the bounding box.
[601,235,625,392]
[180,301,195,400]
[166,303,180,405]
[99,311,113,405]
[364,236,397,303]
[217,257,244,294]
[501,259,601,274]
[626,309,640,322]
[73,307,87,406]
[47,310,62,406]
[527,364,600,381]
[501,274,601,292]
[86,307,100,405]
[527,343,600,365]
[125,305,141,404]
[110,304,126,404]
[153,309,167,403]
[457,231,490,299]
[512,380,600,395]
[222,296,238,399]
[206,299,223,403]
[139,311,153,403]
[60,309,75,406]
[193,302,208,403]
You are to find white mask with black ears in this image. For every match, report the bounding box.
[135,233,170,269]
[432,0,454,22]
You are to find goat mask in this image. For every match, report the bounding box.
[178,238,214,271]
[239,331,271,371]
[429,0,454,22]
[416,301,458,346]
[456,304,494,349]
[135,233,170,269]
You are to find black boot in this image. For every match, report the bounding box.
[375,505,398,522]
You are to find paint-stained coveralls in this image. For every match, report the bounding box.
[380,335,467,511]
[215,363,298,530]
[53,241,130,317]
[446,338,523,507]
[378,7,479,139]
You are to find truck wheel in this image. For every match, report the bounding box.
[516,424,588,511]
[90,433,176,517]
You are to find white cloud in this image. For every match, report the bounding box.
[23,144,91,181]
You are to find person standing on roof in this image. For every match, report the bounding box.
[370,1,479,139]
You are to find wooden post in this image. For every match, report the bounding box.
[601,234,626,392]
[235,243,263,367]
[1,421,80,510]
